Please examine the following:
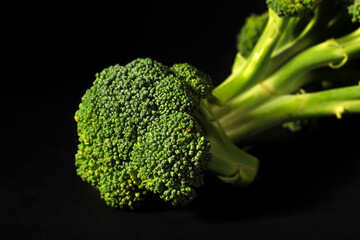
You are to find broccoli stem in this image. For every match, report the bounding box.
[217,30,360,119]
[268,0,345,72]
[223,85,360,141]
[337,28,360,44]
[217,66,360,128]
[269,16,316,70]
[231,53,247,74]
[212,9,289,104]
[273,16,300,49]
[198,100,259,186]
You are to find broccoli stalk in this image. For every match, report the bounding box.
[213,9,289,103]
[75,0,360,209]
[209,0,360,141]
[203,0,360,185]
[221,85,360,141]
[197,101,259,187]
[205,0,360,187]
[213,34,360,117]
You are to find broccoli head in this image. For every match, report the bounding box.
[75,58,214,208]
[266,0,321,17]
[349,0,360,22]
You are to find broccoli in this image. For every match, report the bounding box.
[75,0,360,209]
[237,12,269,58]
[349,0,360,23]
[75,59,258,208]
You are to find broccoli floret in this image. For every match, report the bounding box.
[349,0,360,22]
[75,59,211,208]
[237,12,269,57]
[75,59,258,208]
[75,0,360,209]
[266,0,320,17]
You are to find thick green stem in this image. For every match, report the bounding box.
[220,31,360,119]
[198,100,259,186]
[266,0,342,76]
[218,66,360,127]
[224,85,360,142]
[337,28,360,45]
[274,17,300,48]
[212,9,289,104]
[231,52,247,73]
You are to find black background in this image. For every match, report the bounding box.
[3,1,360,239]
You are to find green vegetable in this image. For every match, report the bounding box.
[349,0,360,22]
[75,0,360,209]
[237,12,269,58]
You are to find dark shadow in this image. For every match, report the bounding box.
[186,116,360,222]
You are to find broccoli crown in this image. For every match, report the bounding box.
[349,0,360,22]
[75,58,213,208]
[237,12,269,57]
[266,0,321,17]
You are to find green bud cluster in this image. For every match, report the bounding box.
[237,12,269,57]
[75,58,213,208]
[266,0,321,17]
[349,0,360,22]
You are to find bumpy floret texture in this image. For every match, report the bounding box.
[75,58,213,208]
[266,0,320,17]
[349,0,360,22]
[237,12,269,57]
[170,63,213,102]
